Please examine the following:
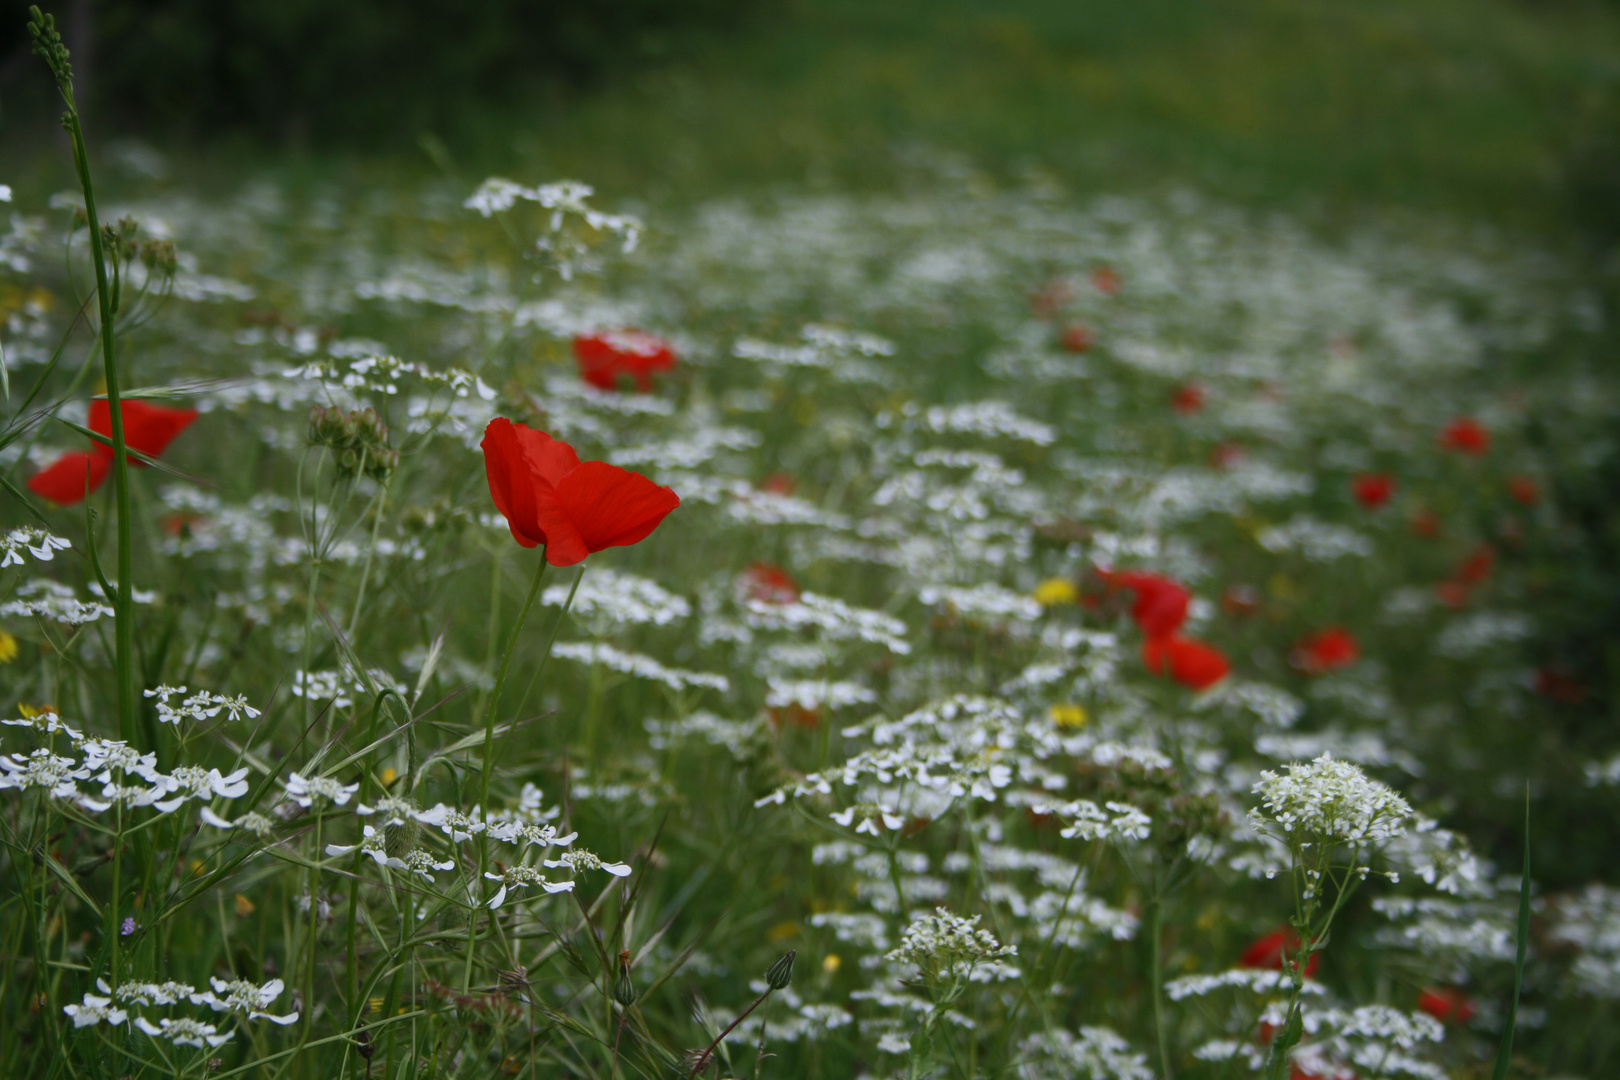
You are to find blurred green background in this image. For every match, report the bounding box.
[2,0,1620,243]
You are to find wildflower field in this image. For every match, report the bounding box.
[4,10,1620,1080]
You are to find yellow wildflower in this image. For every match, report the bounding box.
[1048,704,1088,729]
[0,630,17,664]
[1033,578,1078,607]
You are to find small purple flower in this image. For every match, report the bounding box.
[120,917,138,936]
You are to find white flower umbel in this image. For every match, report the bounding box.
[100,978,196,1006]
[483,864,577,908]
[144,686,260,725]
[1246,754,1416,1075]
[542,567,691,628]
[543,849,633,878]
[63,992,127,1028]
[190,977,298,1024]
[1032,798,1153,843]
[326,826,454,882]
[282,772,359,808]
[199,807,277,837]
[0,526,70,567]
[0,748,89,798]
[551,642,729,694]
[886,908,1018,988]
[134,1015,234,1048]
[1016,1027,1155,1080]
[830,802,905,836]
[1250,754,1412,851]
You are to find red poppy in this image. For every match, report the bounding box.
[89,399,199,464]
[1101,569,1190,638]
[1059,324,1094,353]
[1411,507,1442,540]
[760,472,797,496]
[1417,986,1475,1025]
[1209,442,1245,470]
[1507,475,1540,506]
[26,451,112,505]
[1171,383,1206,415]
[1533,668,1586,704]
[1453,544,1496,586]
[767,704,820,730]
[1030,279,1074,319]
[572,330,676,393]
[1351,473,1396,510]
[1241,926,1320,978]
[1434,580,1472,609]
[1438,417,1490,456]
[1142,635,1230,692]
[1091,265,1121,296]
[1292,627,1358,676]
[739,561,800,605]
[480,418,680,567]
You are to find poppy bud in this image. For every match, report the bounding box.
[765,949,796,990]
[613,955,637,1007]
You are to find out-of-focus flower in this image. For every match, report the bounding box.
[1507,475,1540,506]
[0,630,16,664]
[1059,324,1093,353]
[1438,416,1489,455]
[1091,265,1121,295]
[1410,507,1442,539]
[1291,627,1358,676]
[1416,986,1474,1024]
[27,451,111,505]
[1209,442,1245,470]
[481,418,680,567]
[1101,569,1190,638]
[739,561,800,605]
[1533,667,1586,704]
[1030,278,1074,318]
[90,398,199,464]
[1240,926,1320,979]
[1351,473,1396,510]
[573,330,675,393]
[1048,704,1088,729]
[1033,577,1078,606]
[1172,383,1206,415]
[1142,635,1230,692]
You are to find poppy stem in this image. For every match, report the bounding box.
[36,13,139,742]
[463,552,549,994]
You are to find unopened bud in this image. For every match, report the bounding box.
[765,949,796,991]
[613,954,637,1007]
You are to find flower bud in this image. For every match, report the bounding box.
[613,955,637,1007]
[765,949,796,990]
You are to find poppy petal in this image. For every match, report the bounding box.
[481,419,546,548]
[90,399,199,463]
[27,451,112,505]
[555,461,680,562]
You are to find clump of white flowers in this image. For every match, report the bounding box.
[886,907,1018,986]
[1251,753,1411,849]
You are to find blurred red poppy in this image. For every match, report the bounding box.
[767,703,820,730]
[1292,627,1358,676]
[481,418,680,567]
[1454,544,1495,586]
[1533,668,1587,704]
[1241,926,1320,978]
[1209,442,1245,470]
[760,472,797,496]
[572,330,676,393]
[740,561,800,605]
[1417,986,1474,1025]
[1092,265,1121,295]
[1060,324,1093,353]
[1030,279,1074,319]
[26,451,112,505]
[1351,473,1395,510]
[1101,569,1190,638]
[1411,507,1442,540]
[1172,383,1206,415]
[1142,635,1230,691]
[1434,580,1472,609]
[1438,417,1490,455]
[89,399,199,464]
[1507,475,1540,506]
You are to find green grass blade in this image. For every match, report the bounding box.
[1491,788,1532,1080]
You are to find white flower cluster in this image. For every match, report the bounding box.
[64,976,293,1042]
[1031,798,1152,843]
[0,526,70,567]
[1256,515,1375,560]
[1016,1027,1155,1080]
[552,641,729,693]
[286,354,494,401]
[144,685,260,725]
[918,583,1043,622]
[0,717,249,813]
[880,400,1057,446]
[885,907,1018,981]
[0,579,113,625]
[1165,966,1328,1001]
[542,568,691,627]
[765,678,876,711]
[1548,885,1620,998]
[742,591,911,654]
[1251,753,1412,847]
